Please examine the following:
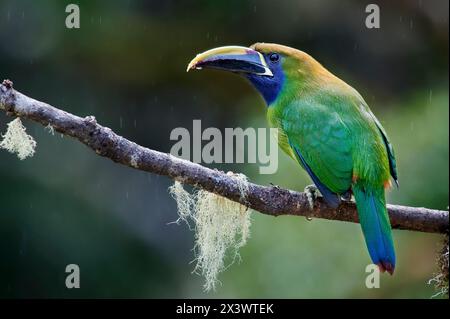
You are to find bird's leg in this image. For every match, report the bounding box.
[304,184,319,210]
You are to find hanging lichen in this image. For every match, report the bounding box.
[0,118,37,160]
[429,235,449,298]
[169,173,251,291]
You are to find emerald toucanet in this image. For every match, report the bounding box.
[187,43,398,274]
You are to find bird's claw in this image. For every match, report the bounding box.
[304,184,319,211]
[270,182,281,189]
[341,190,352,201]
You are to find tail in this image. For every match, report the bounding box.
[353,182,396,274]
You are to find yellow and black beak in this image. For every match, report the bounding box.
[187,46,273,77]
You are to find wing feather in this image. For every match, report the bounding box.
[280,101,353,195]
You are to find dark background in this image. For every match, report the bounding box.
[0,0,448,298]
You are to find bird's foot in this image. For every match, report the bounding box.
[304,184,319,211]
[341,190,352,201]
[270,182,281,189]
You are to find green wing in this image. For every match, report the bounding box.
[371,115,399,185]
[279,100,354,196]
[357,101,399,185]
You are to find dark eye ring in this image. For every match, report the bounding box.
[269,53,280,63]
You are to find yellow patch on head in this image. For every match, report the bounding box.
[249,43,345,86]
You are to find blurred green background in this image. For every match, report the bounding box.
[0,0,448,298]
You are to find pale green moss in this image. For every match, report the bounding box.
[429,235,449,298]
[169,181,195,226]
[0,118,36,160]
[169,174,251,291]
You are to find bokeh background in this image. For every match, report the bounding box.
[0,0,448,298]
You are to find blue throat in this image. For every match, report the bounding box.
[245,63,285,106]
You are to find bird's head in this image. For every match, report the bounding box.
[187,43,327,106]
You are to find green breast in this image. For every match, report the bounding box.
[267,106,296,161]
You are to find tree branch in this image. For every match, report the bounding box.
[1,80,448,234]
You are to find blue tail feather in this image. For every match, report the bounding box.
[353,183,396,274]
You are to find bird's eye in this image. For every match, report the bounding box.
[269,53,280,63]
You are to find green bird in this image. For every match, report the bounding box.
[187,43,398,274]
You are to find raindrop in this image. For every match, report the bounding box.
[120,117,123,128]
